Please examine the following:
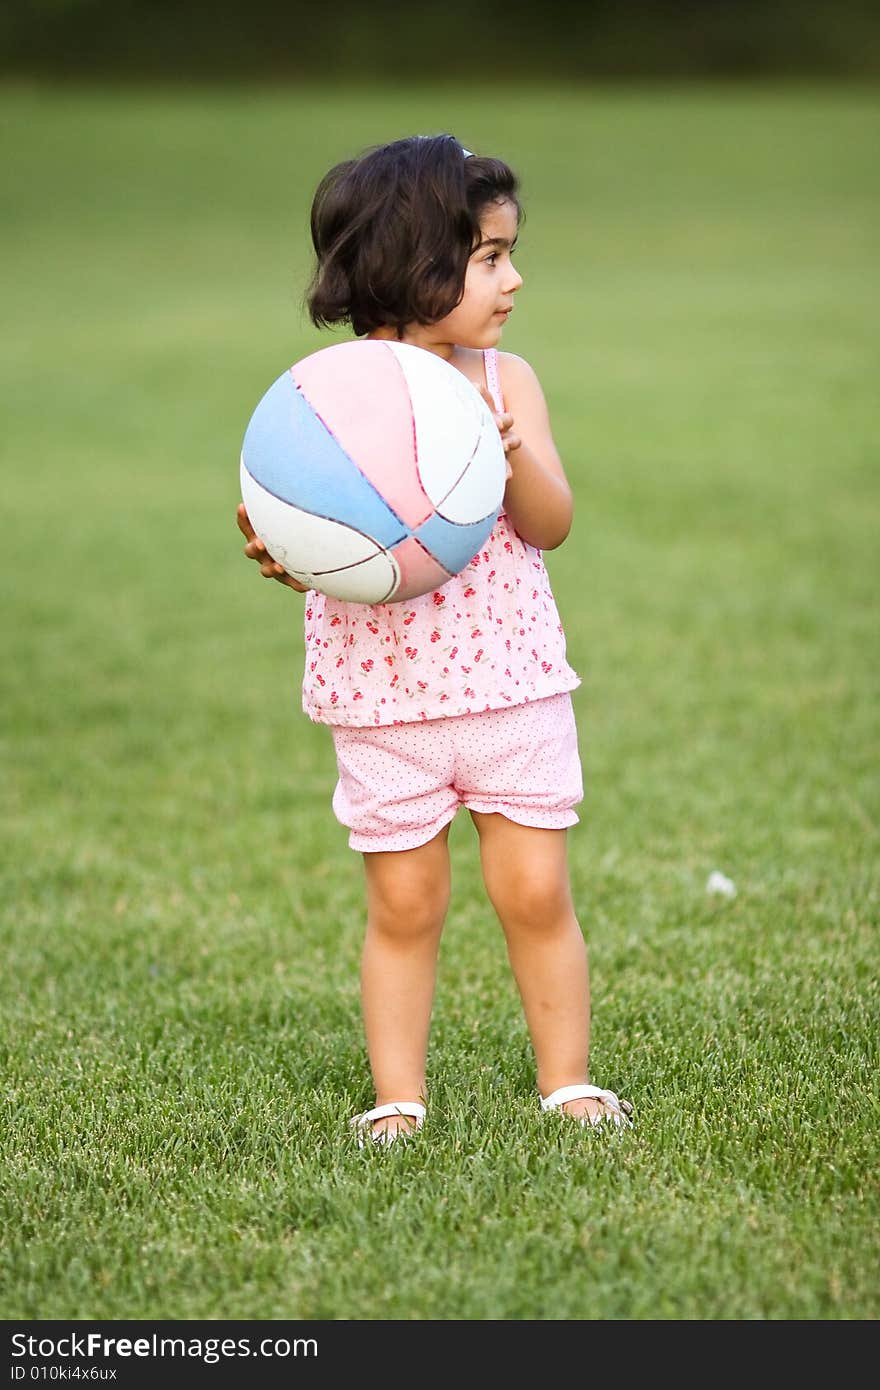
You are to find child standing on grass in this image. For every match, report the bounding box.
[237,134,631,1144]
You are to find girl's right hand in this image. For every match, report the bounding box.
[478,386,517,479]
[236,503,309,592]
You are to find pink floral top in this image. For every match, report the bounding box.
[301,349,580,728]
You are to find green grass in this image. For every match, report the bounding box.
[1,81,878,1320]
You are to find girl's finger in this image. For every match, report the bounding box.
[479,387,507,424]
[236,503,256,540]
[477,385,515,438]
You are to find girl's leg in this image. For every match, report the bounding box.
[470,811,614,1123]
[360,823,452,1139]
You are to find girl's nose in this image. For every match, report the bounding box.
[506,263,524,293]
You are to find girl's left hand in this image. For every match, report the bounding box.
[237,503,310,592]
[479,386,519,478]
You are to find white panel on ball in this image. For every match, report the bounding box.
[385,341,484,509]
[290,549,401,604]
[240,461,382,573]
[434,419,507,524]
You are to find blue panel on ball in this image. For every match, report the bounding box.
[242,372,408,549]
[413,510,498,575]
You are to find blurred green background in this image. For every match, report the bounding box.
[1,3,878,1325]
[4,0,880,79]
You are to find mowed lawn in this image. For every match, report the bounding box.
[1,82,877,1320]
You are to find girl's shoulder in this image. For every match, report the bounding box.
[496,351,549,409]
[496,350,542,385]
[450,347,547,407]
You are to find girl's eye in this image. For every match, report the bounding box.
[485,253,497,266]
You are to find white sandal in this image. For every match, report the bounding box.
[540,1083,633,1129]
[350,1101,427,1148]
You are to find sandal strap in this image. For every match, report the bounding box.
[540,1084,623,1112]
[350,1101,427,1129]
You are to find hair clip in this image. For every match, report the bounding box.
[412,134,474,158]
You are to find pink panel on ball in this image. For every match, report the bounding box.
[291,342,433,529]
[388,536,453,602]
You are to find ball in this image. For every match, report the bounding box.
[239,339,506,604]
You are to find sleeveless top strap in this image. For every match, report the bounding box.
[483,348,504,412]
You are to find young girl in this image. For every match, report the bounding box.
[237,134,632,1143]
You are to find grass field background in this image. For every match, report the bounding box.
[1,82,877,1320]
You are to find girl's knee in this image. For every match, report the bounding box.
[368,889,448,943]
[364,837,450,941]
[492,871,573,930]
[474,817,572,926]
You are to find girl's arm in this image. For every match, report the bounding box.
[495,353,573,551]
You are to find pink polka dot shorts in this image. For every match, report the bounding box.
[330,692,583,852]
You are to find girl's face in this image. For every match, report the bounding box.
[438,198,523,350]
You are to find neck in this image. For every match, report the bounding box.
[367,325,456,362]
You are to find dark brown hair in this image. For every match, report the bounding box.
[306,134,522,337]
